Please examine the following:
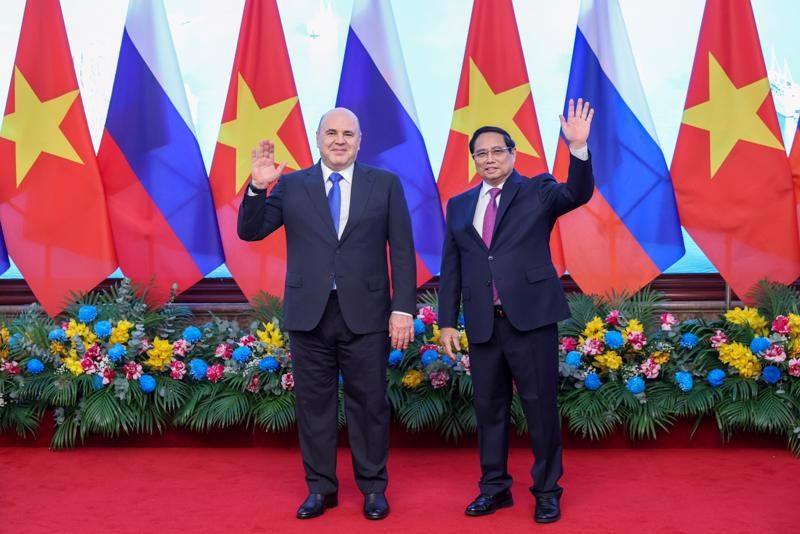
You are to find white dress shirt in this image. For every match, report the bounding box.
[320,161,354,239]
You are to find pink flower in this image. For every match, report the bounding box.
[660,313,678,331]
[429,370,449,389]
[772,315,791,335]
[710,330,728,349]
[281,372,294,391]
[169,360,186,380]
[2,361,21,375]
[85,344,102,361]
[246,374,261,393]
[627,331,647,351]
[582,338,604,356]
[80,356,97,374]
[639,358,661,379]
[215,344,232,360]
[172,339,189,357]
[419,344,439,356]
[206,364,224,383]
[139,338,152,353]
[102,368,116,385]
[123,361,143,380]
[460,354,471,376]
[788,359,800,378]
[418,306,437,326]
[606,310,621,326]
[239,335,256,347]
[560,337,578,352]
[763,345,787,363]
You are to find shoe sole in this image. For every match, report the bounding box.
[296,499,338,519]
[534,513,561,524]
[464,498,514,517]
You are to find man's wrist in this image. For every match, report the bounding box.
[391,311,413,318]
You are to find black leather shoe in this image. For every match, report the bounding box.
[296,492,338,519]
[534,495,561,523]
[363,492,390,520]
[464,489,514,516]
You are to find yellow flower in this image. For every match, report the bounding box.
[582,316,606,339]
[725,307,768,335]
[66,319,98,346]
[788,337,800,357]
[592,351,622,371]
[145,337,173,370]
[459,331,469,353]
[109,320,134,345]
[623,319,644,339]
[429,324,441,345]
[788,314,800,336]
[50,342,67,356]
[0,327,9,344]
[651,351,670,365]
[0,348,7,361]
[402,370,424,389]
[718,342,761,379]
[63,357,83,376]
[257,322,284,350]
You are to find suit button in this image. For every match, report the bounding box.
[335,249,341,254]
[486,280,491,286]
[329,273,335,279]
[488,255,494,261]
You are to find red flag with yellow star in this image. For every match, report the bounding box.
[671,0,800,298]
[209,0,312,301]
[0,0,116,316]
[437,0,566,273]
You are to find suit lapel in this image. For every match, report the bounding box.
[493,171,522,239]
[463,184,487,250]
[339,162,375,244]
[303,163,339,243]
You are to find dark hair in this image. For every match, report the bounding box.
[469,126,516,154]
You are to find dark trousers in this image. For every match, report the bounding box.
[289,292,390,495]
[469,316,563,498]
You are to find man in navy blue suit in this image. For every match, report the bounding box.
[238,108,416,521]
[439,98,594,524]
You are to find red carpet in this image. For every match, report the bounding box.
[1,447,796,533]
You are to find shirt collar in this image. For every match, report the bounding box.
[321,161,354,184]
[480,177,507,197]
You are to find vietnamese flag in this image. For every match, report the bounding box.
[436,0,565,273]
[0,0,116,315]
[671,0,800,299]
[209,0,312,301]
[789,125,800,228]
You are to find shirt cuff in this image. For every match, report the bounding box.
[247,183,266,196]
[569,145,589,161]
[391,311,413,318]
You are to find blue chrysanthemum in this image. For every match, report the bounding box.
[604,330,624,350]
[189,359,208,380]
[338,372,344,385]
[232,346,252,363]
[91,374,105,390]
[48,328,67,342]
[440,354,457,367]
[680,333,699,349]
[182,326,202,343]
[584,373,602,391]
[762,365,782,385]
[78,305,97,323]
[139,375,156,394]
[9,333,23,350]
[388,349,403,366]
[107,344,127,362]
[565,350,582,367]
[94,320,112,339]
[626,376,646,394]
[259,356,280,373]
[458,312,465,327]
[413,319,426,336]
[675,371,694,392]
[421,349,439,366]
[749,337,771,354]
[707,368,726,387]
[27,358,44,375]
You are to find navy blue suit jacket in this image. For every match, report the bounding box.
[237,161,416,334]
[438,154,594,343]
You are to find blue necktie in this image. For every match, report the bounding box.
[328,172,343,236]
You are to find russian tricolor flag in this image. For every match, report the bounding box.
[98,0,224,304]
[554,0,684,295]
[336,0,445,286]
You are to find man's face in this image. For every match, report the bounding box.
[473,132,516,186]
[316,109,361,171]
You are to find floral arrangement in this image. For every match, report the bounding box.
[2,279,800,455]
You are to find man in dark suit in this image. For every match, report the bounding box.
[238,107,416,521]
[439,98,594,524]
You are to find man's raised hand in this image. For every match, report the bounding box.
[250,139,287,190]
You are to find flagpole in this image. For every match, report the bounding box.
[724,282,731,311]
